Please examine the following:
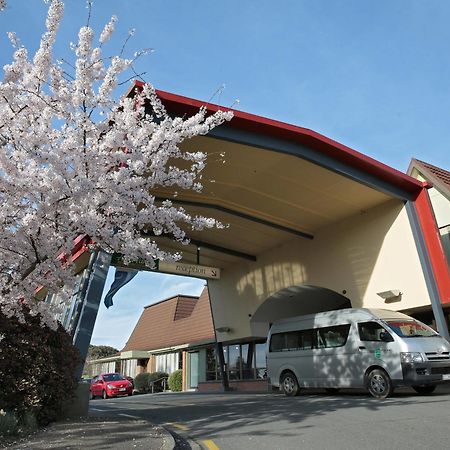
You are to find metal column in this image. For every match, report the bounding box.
[72,250,112,379]
[406,202,450,340]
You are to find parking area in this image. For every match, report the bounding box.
[89,386,450,449]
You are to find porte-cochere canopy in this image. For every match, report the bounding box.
[130,82,426,271]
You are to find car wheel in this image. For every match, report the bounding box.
[102,390,108,400]
[325,388,340,394]
[128,392,133,396]
[412,384,436,395]
[281,371,300,397]
[366,369,393,399]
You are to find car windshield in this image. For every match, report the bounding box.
[384,320,438,338]
[103,373,125,382]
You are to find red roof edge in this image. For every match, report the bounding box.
[132,80,423,197]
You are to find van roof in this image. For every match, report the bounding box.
[271,307,411,326]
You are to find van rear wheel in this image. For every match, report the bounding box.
[366,369,393,399]
[412,385,436,395]
[281,371,300,396]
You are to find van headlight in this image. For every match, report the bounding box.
[400,352,423,363]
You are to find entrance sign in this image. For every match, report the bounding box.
[111,253,220,279]
[159,261,220,279]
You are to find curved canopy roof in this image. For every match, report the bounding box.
[127,82,426,269]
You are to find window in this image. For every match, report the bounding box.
[299,330,313,349]
[228,345,241,380]
[103,373,125,382]
[358,321,393,341]
[255,343,267,379]
[270,329,314,352]
[316,325,351,348]
[440,228,450,267]
[385,320,437,338]
[241,344,254,379]
[270,333,286,352]
[211,342,267,381]
[206,347,219,381]
[270,326,349,352]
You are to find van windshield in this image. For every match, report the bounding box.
[384,320,438,338]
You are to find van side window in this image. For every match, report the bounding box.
[315,325,351,348]
[358,322,392,341]
[270,333,286,352]
[269,329,314,352]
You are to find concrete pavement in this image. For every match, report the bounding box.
[2,416,176,450]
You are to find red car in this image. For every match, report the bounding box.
[90,373,133,399]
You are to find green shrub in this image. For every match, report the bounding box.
[134,371,169,393]
[0,304,80,427]
[134,372,152,393]
[148,371,169,392]
[168,370,183,392]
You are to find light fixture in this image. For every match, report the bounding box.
[215,326,231,333]
[377,290,402,303]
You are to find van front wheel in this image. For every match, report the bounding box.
[412,385,436,395]
[366,369,393,399]
[281,371,300,396]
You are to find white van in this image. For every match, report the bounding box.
[266,308,450,398]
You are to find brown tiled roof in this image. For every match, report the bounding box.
[410,159,450,194]
[173,296,197,321]
[121,287,215,352]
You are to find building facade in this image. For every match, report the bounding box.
[69,84,450,391]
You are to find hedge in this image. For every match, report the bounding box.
[0,304,80,427]
[168,369,182,392]
[134,371,169,393]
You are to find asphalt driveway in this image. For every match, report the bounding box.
[88,385,450,449]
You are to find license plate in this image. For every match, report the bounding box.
[119,387,126,391]
[443,374,450,381]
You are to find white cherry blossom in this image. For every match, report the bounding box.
[0,0,233,327]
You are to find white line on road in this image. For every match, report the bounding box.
[118,413,141,419]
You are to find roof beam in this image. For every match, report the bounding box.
[141,231,257,262]
[154,197,314,240]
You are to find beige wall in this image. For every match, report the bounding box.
[208,199,431,342]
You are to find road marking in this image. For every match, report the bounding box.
[165,422,190,431]
[90,408,108,412]
[118,413,141,419]
[201,439,220,450]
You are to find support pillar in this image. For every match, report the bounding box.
[72,250,112,379]
[216,341,229,391]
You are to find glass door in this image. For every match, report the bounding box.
[189,352,199,388]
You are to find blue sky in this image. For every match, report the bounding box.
[2,0,450,348]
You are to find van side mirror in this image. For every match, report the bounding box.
[380,332,393,342]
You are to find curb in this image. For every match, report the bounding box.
[160,425,176,450]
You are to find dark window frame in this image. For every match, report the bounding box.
[358,321,393,342]
[269,324,351,352]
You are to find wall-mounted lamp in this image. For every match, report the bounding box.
[215,326,231,333]
[377,290,402,303]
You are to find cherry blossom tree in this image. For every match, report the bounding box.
[0,0,232,327]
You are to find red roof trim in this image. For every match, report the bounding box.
[132,80,424,197]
